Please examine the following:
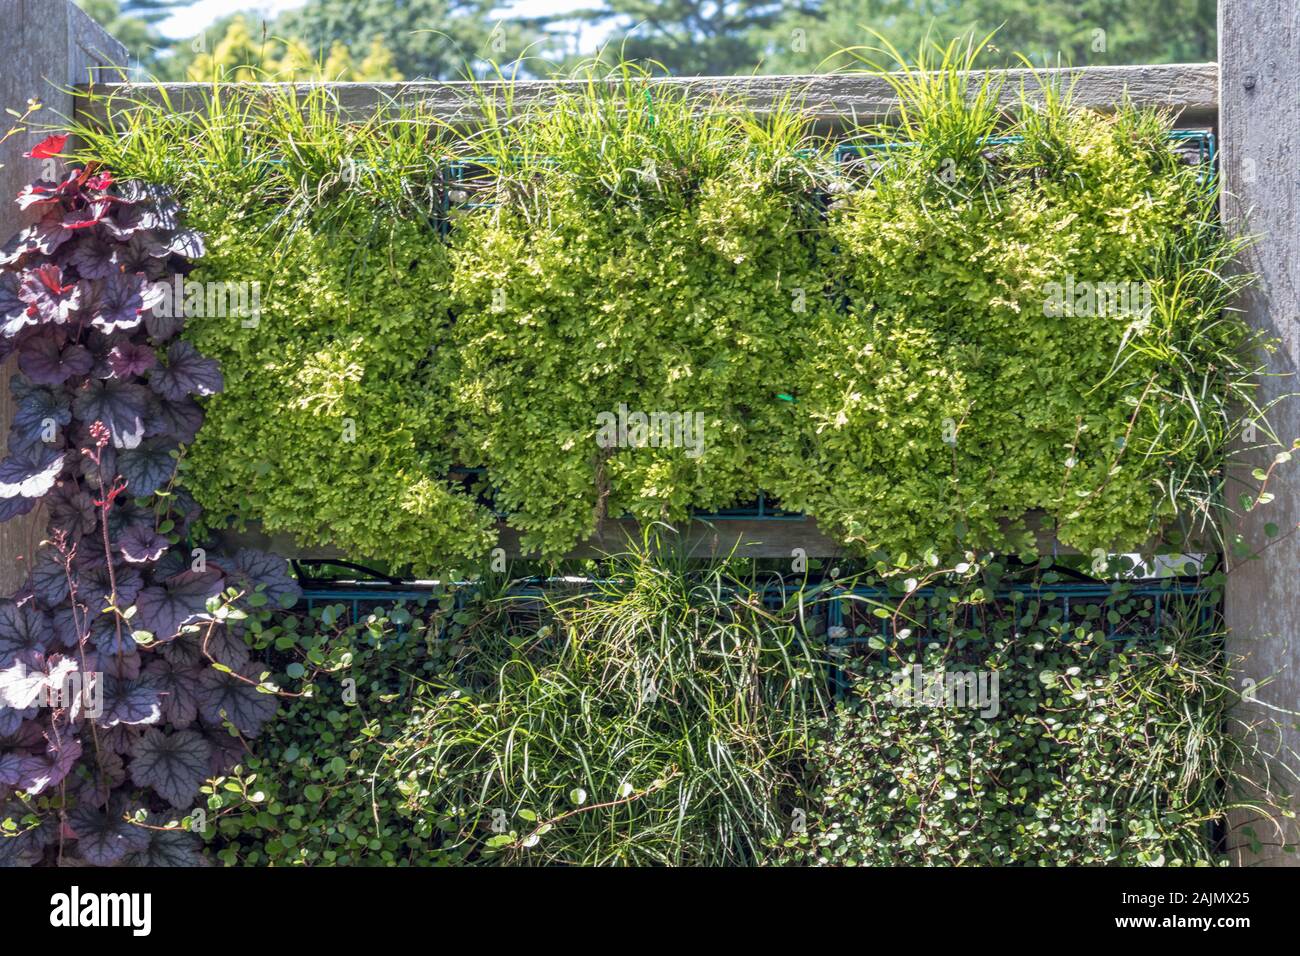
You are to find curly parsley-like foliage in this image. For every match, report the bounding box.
[448,161,828,555]
[767,96,1264,558]
[0,147,301,867]
[180,212,495,572]
[70,65,1274,566]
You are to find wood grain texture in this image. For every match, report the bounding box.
[1220,0,1300,867]
[215,510,1204,564]
[76,62,1220,130]
[0,0,126,595]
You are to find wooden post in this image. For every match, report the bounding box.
[0,0,125,594]
[1220,0,1300,866]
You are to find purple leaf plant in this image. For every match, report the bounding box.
[0,146,300,866]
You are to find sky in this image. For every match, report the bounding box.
[158,0,596,39]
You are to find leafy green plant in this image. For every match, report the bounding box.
[68,52,1285,568]
[201,590,490,866]
[72,86,497,574]
[388,531,833,865]
[446,64,833,555]
[767,37,1272,559]
[776,556,1296,866]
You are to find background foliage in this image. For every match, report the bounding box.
[79,0,1219,80]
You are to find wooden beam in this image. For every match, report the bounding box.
[0,0,126,595]
[216,511,1206,565]
[1220,0,1300,867]
[76,63,1220,130]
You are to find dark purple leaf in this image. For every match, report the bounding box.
[92,624,140,661]
[73,561,143,616]
[117,437,177,498]
[101,200,179,239]
[223,549,302,609]
[116,233,172,279]
[27,546,71,608]
[47,481,96,542]
[106,340,156,378]
[87,271,146,333]
[144,657,203,728]
[72,378,150,449]
[0,443,65,499]
[0,601,52,666]
[0,700,37,735]
[96,672,162,728]
[124,822,205,867]
[11,377,70,451]
[0,272,30,336]
[104,499,154,542]
[51,603,95,649]
[146,396,203,444]
[156,229,205,258]
[197,665,277,736]
[19,734,82,795]
[16,173,77,212]
[0,750,47,788]
[97,722,140,755]
[118,525,169,565]
[62,199,113,231]
[144,304,184,341]
[0,214,72,266]
[17,263,81,325]
[149,340,222,402]
[64,233,121,280]
[149,547,189,582]
[135,570,223,642]
[17,337,92,387]
[0,496,36,523]
[129,727,213,808]
[196,626,250,672]
[68,798,150,865]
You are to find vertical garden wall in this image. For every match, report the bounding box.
[0,0,1296,868]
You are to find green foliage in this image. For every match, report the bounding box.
[72,55,1273,567]
[767,44,1265,558]
[761,1,1217,74]
[203,594,481,866]
[447,71,829,554]
[75,88,497,574]
[777,559,1291,866]
[387,536,832,865]
[182,212,494,571]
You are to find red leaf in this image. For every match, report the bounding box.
[23,134,68,160]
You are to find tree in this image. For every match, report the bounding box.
[762,0,1217,74]
[275,0,553,80]
[75,0,174,74]
[182,14,404,81]
[576,0,810,75]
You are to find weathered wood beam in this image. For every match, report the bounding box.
[75,63,1220,130]
[217,511,1207,565]
[1220,0,1300,867]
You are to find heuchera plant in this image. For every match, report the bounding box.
[0,138,300,866]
